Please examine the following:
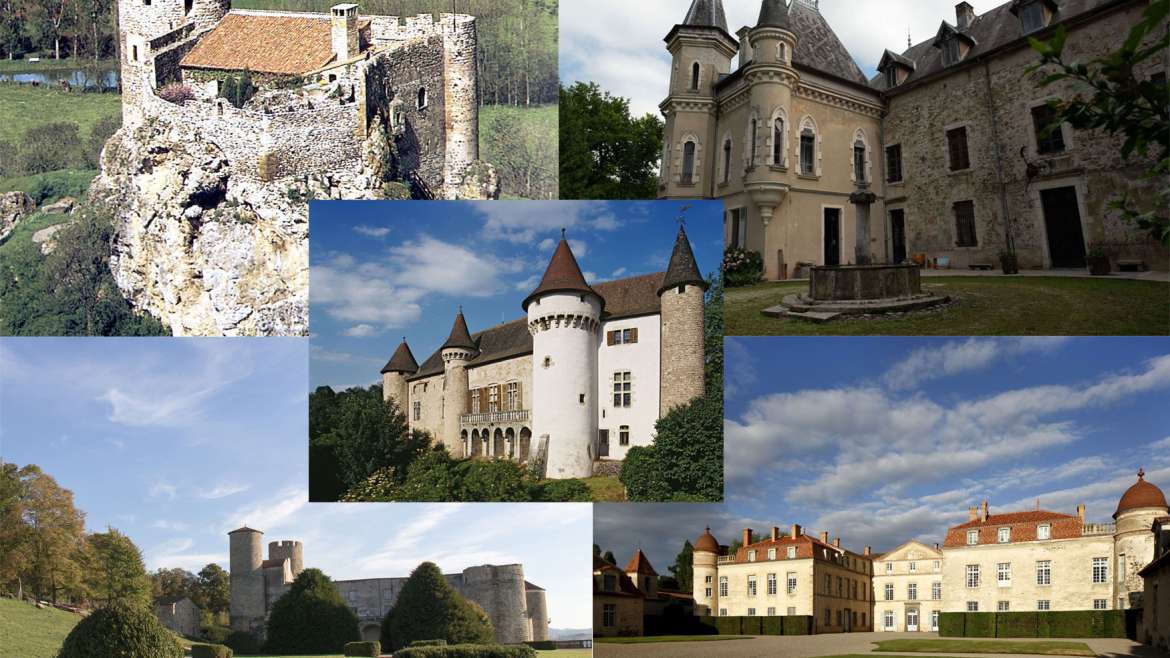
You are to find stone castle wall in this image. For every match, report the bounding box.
[658,284,705,414]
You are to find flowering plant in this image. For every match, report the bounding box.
[723,247,764,287]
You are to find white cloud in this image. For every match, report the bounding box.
[149,482,178,499]
[310,264,424,329]
[197,482,251,500]
[1151,436,1170,451]
[473,201,620,243]
[342,324,379,337]
[611,267,628,278]
[353,225,391,238]
[883,337,1071,390]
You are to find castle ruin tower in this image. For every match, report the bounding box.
[381,338,419,412]
[117,0,229,125]
[228,526,265,634]
[462,564,531,644]
[659,0,737,199]
[441,309,477,458]
[691,527,720,616]
[659,226,709,414]
[1113,469,1168,609]
[524,582,550,642]
[267,540,304,578]
[441,12,480,198]
[331,4,360,61]
[524,235,602,479]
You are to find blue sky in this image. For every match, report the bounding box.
[309,200,723,391]
[562,0,1022,117]
[0,338,593,628]
[595,337,1170,577]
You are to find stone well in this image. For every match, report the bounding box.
[809,263,923,301]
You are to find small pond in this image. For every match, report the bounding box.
[0,66,120,90]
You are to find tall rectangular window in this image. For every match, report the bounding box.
[886,562,894,573]
[619,425,629,446]
[998,563,1011,586]
[932,581,941,600]
[966,564,980,588]
[727,207,746,249]
[682,141,696,184]
[747,575,757,597]
[947,126,971,171]
[412,401,421,421]
[884,583,894,601]
[505,382,518,411]
[488,385,499,412]
[908,583,918,600]
[954,201,978,247]
[787,546,796,559]
[767,573,777,595]
[719,576,728,597]
[1092,557,1108,583]
[800,133,816,175]
[768,548,776,560]
[612,372,631,408]
[1032,104,1066,154]
[1037,560,1051,586]
[786,572,797,594]
[884,610,895,629]
[602,604,616,627]
[854,144,867,182]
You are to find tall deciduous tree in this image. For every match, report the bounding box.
[151,567,195,600]
[193,562,230,616]
[667,540,694,593]
[84,528,152,607]
[19,464,87,604]
[380,561,494,650]
[559,82,664,200]
[264,568,360,655]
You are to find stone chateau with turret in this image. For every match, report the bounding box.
[687,471,1167,635]
[381,227,708,479]
[661,0,1167,279]
[228,527,549,644]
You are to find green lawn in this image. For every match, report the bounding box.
[0,169,98,201]
[727,277,1170,336]
[873,639,1096,656]
[595,635,751,644]
[0,84,121,145]
[537,650,592,657]
[0,210,71,256]
[581,476,626,502]
[0,598,83,658]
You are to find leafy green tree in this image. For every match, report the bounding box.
[264,568,360,655]
[57,602,183,658]
[619,393,723,502]
[704,274,724,396]
[667,540,694,593]
[559,82,663,199]
[380,561,494,651]
[455,459,530,502]
[602,551,617,566]
[150,567,194,600]
[16,464,87,604]
[1029,0,1169,244]
[84,528,152,607]
[329,388,431,490]
[193,563,230,617]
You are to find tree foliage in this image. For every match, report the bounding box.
[84,528,151,608]
[264,568,360,655]
[57,602,183,658]
[666,540,694,593]
[559,82,664,200]
[1029,0,1169,245]
[380,561,495,651]
[0,462,87,604]
[193,562,231,617]
[150,567,195,601]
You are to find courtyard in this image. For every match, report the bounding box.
[594,632,1161,658]
[726,273,1170,336]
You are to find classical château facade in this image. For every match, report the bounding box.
[381,228,708,479]
[660,0,1167,278]
[227,527,549,644]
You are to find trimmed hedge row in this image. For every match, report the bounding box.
[344,640,381,656]
[693,615,814,636]
[191,645,233,658]
[392,645,537,658]
[939,610,1129,639]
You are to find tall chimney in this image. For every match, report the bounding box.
[743,528,752,548]
[331,4,360,61]
[955,2,976,30]
[791,523,802,538]
[771,526,780,541]
[980,500,989,523]
[1077,504,1086,522]
[820,531,829,543]
[934,543,940,551]
[833,537,841,548]
[737,26,753,69]
[969,506,978,522]
[864,546,872,556]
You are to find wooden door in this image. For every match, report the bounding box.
[1041,187,1087,268]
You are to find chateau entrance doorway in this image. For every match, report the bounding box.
[906,608,919,632]
[824,208,842,266]
[1041,186,1087,268]
[890,209,907,264]
[598,430,609,458]
[930,610,939,631]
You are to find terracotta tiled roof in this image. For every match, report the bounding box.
[522,237,601,311]
[694,527,720,553]
[624,549,659,577]
[1115,469,1168,518]
[381,339,419,374]
[952,510,1075,529]
[180,12,348,75]
[441,310,478,351]
[944,507,1087,547]
[593,557,644,598]
[659,227,708,295]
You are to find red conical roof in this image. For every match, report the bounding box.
[381,339,419,374]
[694,527,719,553]
[624,549,659,577]
[441,309,477,351]
[1115,469,1168,518]
[522,234,601,310]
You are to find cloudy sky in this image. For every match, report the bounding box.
[596,337,1170,578]
[561,0,1014,117]
[0,338,593,628]
[309,200,724,391]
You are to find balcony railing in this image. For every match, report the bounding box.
[1083,522,1116,536]
[717,556,735,564]
[460,410,530,425]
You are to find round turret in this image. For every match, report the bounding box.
[381,338,418,412]
[692,527,719,616]
[1114,468,1168,520]
[659,226,708,413]
[695,526,720,553]
[1113,469,1167,609]
[461,564,530,644]
[440,310,477,458]
[441,13,480,198]
[227,526,265,633]
[525,586,549,642]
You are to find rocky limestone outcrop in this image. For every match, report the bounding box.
[0,191,35,243]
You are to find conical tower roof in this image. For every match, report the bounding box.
[682,0,729,32]
[1114,468,1168,518]
[441,309,477,351]
[694,527,720,553]
[624,549,659,577]
[380,339,419,374]
[522,233,601,310]
[659,226,709,295]
[758,0,792,29]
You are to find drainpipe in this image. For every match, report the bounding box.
[879,106,890,263]
[982,60,1015,257]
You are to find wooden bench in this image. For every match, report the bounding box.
[1117,259,1149,273]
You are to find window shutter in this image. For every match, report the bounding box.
[630,327,638,343]
[479,388,488,413]
[516,382,523,410]
[607,331,615,346]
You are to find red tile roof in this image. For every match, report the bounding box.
[523,236,600,310]
[951,510,1075,529]
[624,549,658,577]
[694,527,720,553]
[1115,469,1168,518]
[181,12,344,75]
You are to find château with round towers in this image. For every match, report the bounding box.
[381,226,709,478]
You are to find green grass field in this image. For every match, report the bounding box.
[595,635,751,644]
[0,84,120,145]
[0,210,71,256]
[727,276,1170,336]
[581,476,626,502]
[873,639,1096,656]
[0,57,116,72]
[0,169,97,202]
[0,598,84,658]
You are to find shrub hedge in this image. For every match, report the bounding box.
[411,640,450,647]
[740,616,762,635]
[523,640,557,650]
[191,644,233,658]
[344,640,381,656]
[681,615,814,636]
[57,604,183,658]
[940,611,1128,639]
[782,615,812,635]
[714,616,741,635]
[761,616,783,636]
[391,645,537,658]
[223,630,261,654]
[995,611,1038,638]
[938,612,965,637]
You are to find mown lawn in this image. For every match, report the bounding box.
[581,476,626,502]
[727,277,1170,336]
[0,598,83,658]
[595,635,751,644]
[0,84,121,145]
[874,638,1095,656]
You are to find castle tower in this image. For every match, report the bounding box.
[524,583,549,641]
[267,540,304,578]
[1113,469,1168,609]
[330,4,360,61]
[692,527,720,616]
[659,226,709,413]
[660,0,738,199]
[228,526,265,634]
[524,235,602,479]
[441,309,477,458]
[117,0,229,125]
[381,338,419,412]
[624,549,659,599]
[441,13,480,198]
[462,564,531,644]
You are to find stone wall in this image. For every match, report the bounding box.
[155,598,201,637]
[407,373,445,443]
[658,285,704,414]
[440,14,479,197]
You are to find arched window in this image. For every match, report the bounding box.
[184,0,193,14]
[722,138,732,183]
[778,43,787,62]
[691,62,700,91]
[799,116,818,176]
[682,141,696,184]
[417,87,427,109]
[852,129,869,184]
[773,118,785,166]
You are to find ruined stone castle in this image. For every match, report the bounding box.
[661,0,1167,278]
[381,227,708,479]
[228,527,550,644]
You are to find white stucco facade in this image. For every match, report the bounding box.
[596,314,662,462]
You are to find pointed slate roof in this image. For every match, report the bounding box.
[624,549,659,577]
[440,309,478,351]
[228,526,262,535]
[522,235,602,311]
[380,339,419,374]
[659,226,708,295]
[683,0,729,32]
[757,0,792,29]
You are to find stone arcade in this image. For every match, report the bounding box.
[227,527,550,644]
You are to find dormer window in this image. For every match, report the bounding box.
[1020,2,1045,33]
[998,527,1011,543]
[942,37,960,66]
[885,67,897,88]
